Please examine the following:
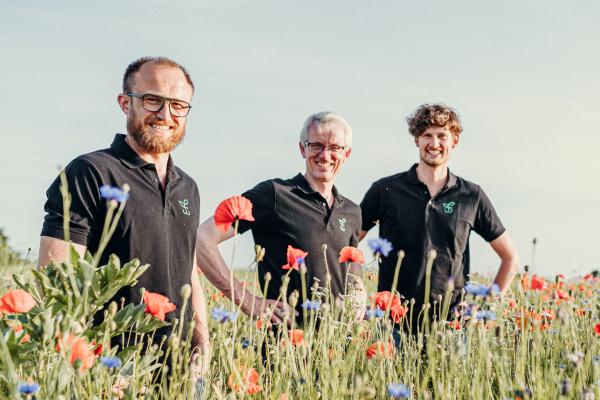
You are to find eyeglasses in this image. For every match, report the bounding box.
[127,93,192,117]
[304,141,346,154]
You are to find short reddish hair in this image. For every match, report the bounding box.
[122,56,194,94]
[407,103,462,138]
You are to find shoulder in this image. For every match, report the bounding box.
[455,175,483,197]
[69,147,118,174]
[370,171,409,188]
[173,165,198,187]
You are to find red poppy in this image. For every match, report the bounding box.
[288,329,304,346]
[91,341,104,356]
[366,341,394,359]
[11,324,30,344]
[56,335,95,371]
[390,303,407,322]
[520,273,530,291]
[0,290,36,313]
[214,196,255,232]
[281,245,308,271]
[143,291,176,321]
[530,275,545,291]
[228,367,261,394]
[584,273,594,281]
[373,291,399,310]
[448,320,461,330]
[594,322,600,336]
[555,289,570,300]
[338,246,365,264]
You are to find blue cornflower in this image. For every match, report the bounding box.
[368,237,393,257]
[18,383,40,395]
[465,282,500,297]
[593,355,600,365]
[365,307,385,319]
[387,383,410,398]
[100,185,129,202]
[241,338,250,349]
[211,307,236,323]
[100,356,122,369]
[475,310,497,321]
[301,300,321,311]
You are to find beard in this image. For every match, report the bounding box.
[126,109,185,154]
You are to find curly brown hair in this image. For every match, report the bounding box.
[407,103,463,137]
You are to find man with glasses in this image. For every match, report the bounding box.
[196,112,366,324]
[359,103,519,333]
[39,57,209,381]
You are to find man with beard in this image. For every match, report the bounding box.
[39,57,209,379]
[359,103,519,331]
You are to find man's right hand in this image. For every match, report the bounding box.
[242,296,297,326]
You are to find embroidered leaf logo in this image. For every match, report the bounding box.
[179,199,191,216]
[442,201,456,214]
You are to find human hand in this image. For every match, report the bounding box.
[243,296,298,326]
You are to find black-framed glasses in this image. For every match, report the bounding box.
[304,141,346,154]
[127,93,192,117]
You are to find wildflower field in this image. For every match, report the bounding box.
[2,249,600,399]
[2,188,600,399]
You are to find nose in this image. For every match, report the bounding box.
[156,101,173,122]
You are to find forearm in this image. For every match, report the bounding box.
[493,256,518,293]
[38,235,86,268]
[190,270,210,353]
[194,225,256,314]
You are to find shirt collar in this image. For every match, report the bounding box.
[111,134,149,169]
[290,173,343,202]
[111,134,180,179]
[407,163,458,189]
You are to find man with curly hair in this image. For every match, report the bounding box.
[359,103,519,328]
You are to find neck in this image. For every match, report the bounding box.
[303,173,335,206]
[125,135,171,186]
[416,162,448,196]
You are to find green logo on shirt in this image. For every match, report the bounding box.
[179,199,191,216]
[442,201,456,214]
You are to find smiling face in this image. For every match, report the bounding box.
[300,121,351,186]
[416,126,459,168]
[118,62,193,155]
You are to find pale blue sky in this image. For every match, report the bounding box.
[1,1,598,276]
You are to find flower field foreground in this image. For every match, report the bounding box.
[200,268,600,399]
[0,252,198,399]
[3,252,600,399]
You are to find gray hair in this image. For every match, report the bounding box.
[299,112,353,148]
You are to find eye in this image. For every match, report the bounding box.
[329,145,343,152]
[309,143,325,151]
[143,95,162,105]
[171,100,189,110]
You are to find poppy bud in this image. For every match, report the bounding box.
[108,301,117,317]
[180,284,192,300]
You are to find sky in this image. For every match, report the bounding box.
[1,1,599,277]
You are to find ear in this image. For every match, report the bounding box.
[299,142,307,159]
[117,93,130,115]
[452,133,460,148]
[343,147,352,161]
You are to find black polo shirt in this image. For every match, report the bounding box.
[41,134,200,331]
[360,164,505,306]
[237,174,362,304]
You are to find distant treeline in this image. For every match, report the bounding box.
[0,229,24,265]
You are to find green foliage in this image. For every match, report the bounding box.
[0,229,23,266]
